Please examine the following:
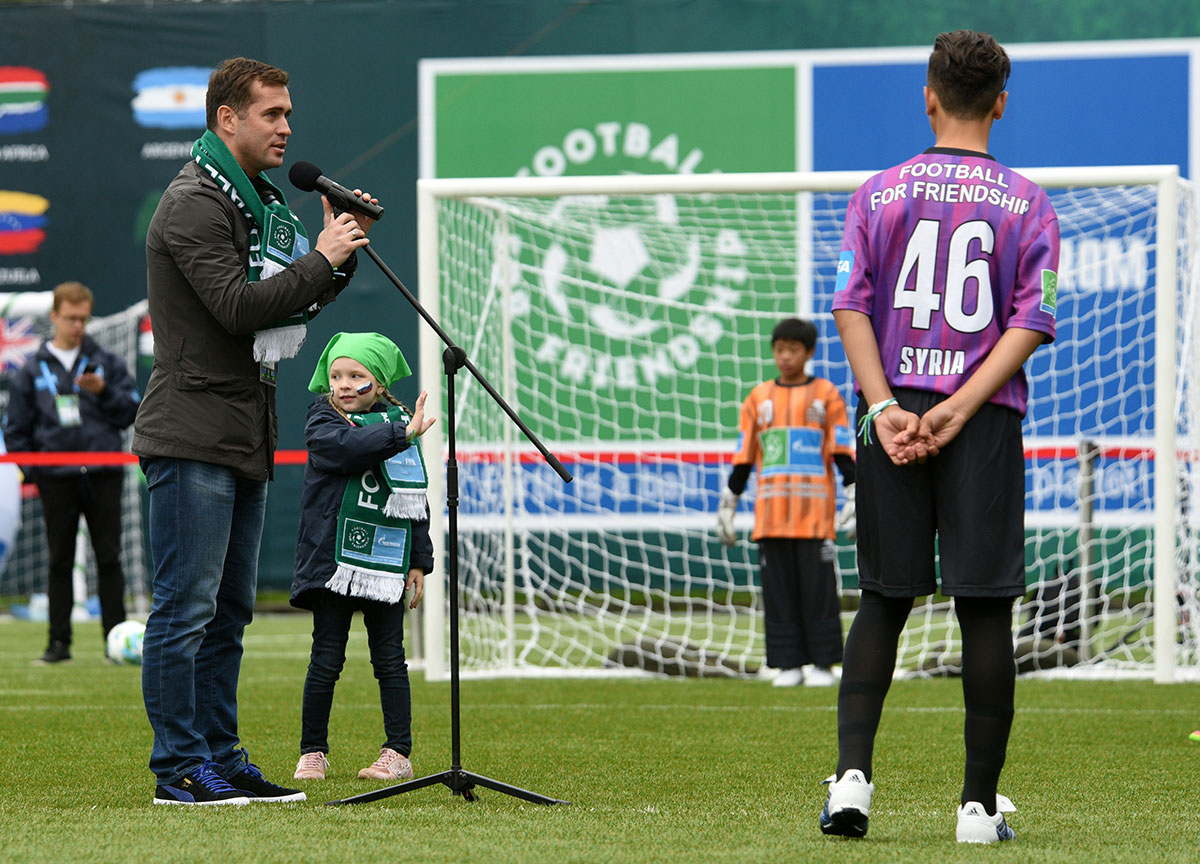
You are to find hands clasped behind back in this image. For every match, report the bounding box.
[874,404,930,466]
[876,400,975,466]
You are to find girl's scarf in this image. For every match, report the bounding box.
[325,407,428,603]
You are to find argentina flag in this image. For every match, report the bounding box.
[131,67,211,129]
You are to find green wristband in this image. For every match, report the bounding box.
[857,397,898,445]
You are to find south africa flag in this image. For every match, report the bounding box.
[0,67,49,135]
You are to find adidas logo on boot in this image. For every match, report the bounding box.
[819,769,873,838]
[956,794,1016,843]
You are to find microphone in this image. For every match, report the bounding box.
[288,161,384,222]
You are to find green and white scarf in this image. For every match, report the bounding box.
[326,407,429,604]
[191,130,310,363]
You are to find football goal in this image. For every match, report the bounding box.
[417,167,1199,684]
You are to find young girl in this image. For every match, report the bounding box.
[290,332,436,782]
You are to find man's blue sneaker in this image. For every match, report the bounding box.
[819,769,873,838]
[153,762,250,806]
[227,761,306,803]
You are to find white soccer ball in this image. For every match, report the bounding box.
[106,620,146,665]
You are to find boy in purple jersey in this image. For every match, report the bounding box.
[819,31,1059,844]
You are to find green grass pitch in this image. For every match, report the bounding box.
[1,614,1196,863]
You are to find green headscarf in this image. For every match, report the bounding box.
[308,332,412,394]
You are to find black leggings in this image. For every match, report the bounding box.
[300,590,411,757]
[836,591,1016,812]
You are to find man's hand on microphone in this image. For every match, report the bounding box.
[348,189,379,235]
[315,197,370,267]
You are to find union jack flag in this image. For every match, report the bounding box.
[0,317,41,375]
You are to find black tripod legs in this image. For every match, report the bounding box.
[325,771,451,806]
[324,769,569,806]
[460,770,570,805]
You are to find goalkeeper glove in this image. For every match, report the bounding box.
[836,486,856,540]
[716,489,739,546]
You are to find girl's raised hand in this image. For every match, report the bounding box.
[406,390,437,441]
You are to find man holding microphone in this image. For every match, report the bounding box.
[133,57,376,806]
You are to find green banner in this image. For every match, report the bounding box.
[434,67,796,178]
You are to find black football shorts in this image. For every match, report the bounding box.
[853,387,1026,599]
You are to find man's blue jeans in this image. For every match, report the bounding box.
[140,457,267,783]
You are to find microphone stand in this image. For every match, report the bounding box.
[326,242,571,807]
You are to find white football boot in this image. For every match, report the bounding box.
[819,769,873,837]
[956,794,1016,843]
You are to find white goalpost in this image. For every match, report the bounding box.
[417,166,1199,684]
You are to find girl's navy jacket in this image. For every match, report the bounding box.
[290,397,434,611]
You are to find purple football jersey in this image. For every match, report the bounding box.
[832,148,1059,415]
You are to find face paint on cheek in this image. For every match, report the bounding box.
[357,382,374,395]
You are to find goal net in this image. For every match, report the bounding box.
[417,168,1200,683]
[0,296,150,615]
